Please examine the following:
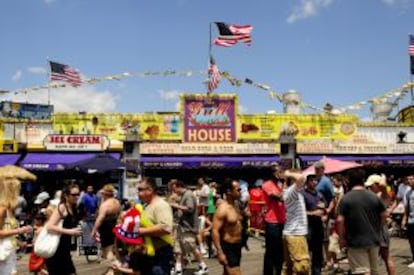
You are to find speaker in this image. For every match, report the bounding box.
[124,141,135,154]
[281,143,289,155]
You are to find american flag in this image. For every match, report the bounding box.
[49,61,82,87]
[213,22,253,47]
[207,56,221,94]
[409,35,414,56]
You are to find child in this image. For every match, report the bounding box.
[110,208,146,275]
[28,212,48,275]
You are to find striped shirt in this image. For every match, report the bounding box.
[283,184,308,236]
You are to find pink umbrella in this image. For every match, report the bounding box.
[303,156,363,175]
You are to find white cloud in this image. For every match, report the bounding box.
[175,101,181,111]
[11,70,22,82]
[239,104,248,113]
[43,0,56,5]
[382,0,396,5]
[287,0,333,24]
[27,67,47,75]
[158,90,180,101]
[4,85,118,112]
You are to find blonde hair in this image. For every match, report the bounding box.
[0,166,36,210]
[102,184,115,196]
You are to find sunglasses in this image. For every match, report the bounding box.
[137,187,150,192]
[70,193,80,197]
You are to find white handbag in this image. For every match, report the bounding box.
[0,210,15,261]
[34,220,63,258]
[0,237,13,261]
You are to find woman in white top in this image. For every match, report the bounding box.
[0,166,36,275]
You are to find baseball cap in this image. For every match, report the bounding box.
[34,191,50,204]
[314,161,325,169]
[364,174,386,187]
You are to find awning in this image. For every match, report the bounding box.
[140,156,279,169]
[0,154,21,166]
[20,152,121,170]
[301,155,414,166]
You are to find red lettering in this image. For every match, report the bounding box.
[50,136,64,143]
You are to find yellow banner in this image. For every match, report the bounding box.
[52,113,182,141]
[238,114,358,141]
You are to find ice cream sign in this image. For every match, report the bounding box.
[43,134,110,151]
[182,94,236,142]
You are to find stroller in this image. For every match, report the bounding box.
[78,215,100,263]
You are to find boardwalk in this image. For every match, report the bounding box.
[16,236,413,274]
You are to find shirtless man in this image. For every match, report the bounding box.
[212,178,243,275]
[91,184,120,274]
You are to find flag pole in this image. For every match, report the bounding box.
[46,58,51,106]
[206,22,213,99]
[209,22,213,60]
[410,34,413,104]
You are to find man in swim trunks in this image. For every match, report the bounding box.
[212,178,243,275]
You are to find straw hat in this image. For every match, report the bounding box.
[0,165,36,181]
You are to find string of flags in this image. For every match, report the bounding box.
[2,63,413,115]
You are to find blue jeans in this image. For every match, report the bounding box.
[141,245,173,275]
[263,223,284,275]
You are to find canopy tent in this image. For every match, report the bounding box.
[302,156,362,175]
[65,153,138,174]
[20,152,121,171]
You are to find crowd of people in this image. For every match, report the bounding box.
[0,162,414,275]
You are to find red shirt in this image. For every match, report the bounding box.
[249,188,265,212]
[262,179,286,224]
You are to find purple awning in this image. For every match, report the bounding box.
[140,156,279,169]
[20,152,121,170]
[301,155,414,166]
[0,154,21,166]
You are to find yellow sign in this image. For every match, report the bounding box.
[53,113,182,141]
[0,140,18,153]
[237,114,358,141]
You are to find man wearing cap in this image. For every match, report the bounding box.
[314,161,335,263]
[137,177,174,275]
[337,168,386,275]
[34,191,51,217]
[402,174,414,269]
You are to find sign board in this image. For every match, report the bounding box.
[139,142,279,155]
[0,101,53,120]
[0,140,18,153]
[238,114,358,141]
[182,94,237,142]
[43,134,110,151]
[52,112,182,141]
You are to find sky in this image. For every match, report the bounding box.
[0,0,414,120]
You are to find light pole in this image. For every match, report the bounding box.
[122,126,141,200]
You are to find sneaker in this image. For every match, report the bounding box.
[408,262,414,268]
[193,265,208,275]
[172,268,183,275]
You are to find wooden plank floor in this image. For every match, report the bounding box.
[16,236,413,274]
